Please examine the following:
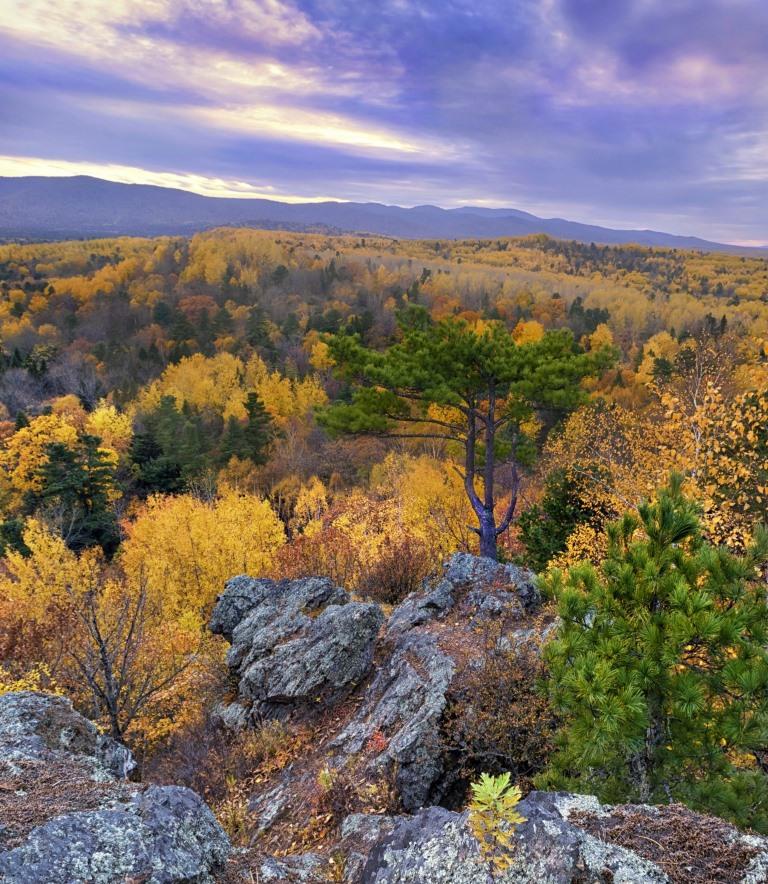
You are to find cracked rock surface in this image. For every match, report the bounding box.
[0,691,230,883]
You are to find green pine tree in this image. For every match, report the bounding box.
[246,304,271,349]
[319,307,614,559]
[33,434,120,556]
[218,392,273,466]
[539,475,768,830]
[219,415,245,465]
[242,391,274,464]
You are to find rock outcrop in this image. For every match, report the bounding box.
[0,690,134,779]
[0,691,230,883]
[241,789,768,882]
[330,629,455,811]
[352,790,768,883]
[385,552,538,637]
[212,554,768,883]
[213,554,549,836]
[210,575,383,722]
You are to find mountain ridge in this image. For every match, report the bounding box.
[0,175,763,254]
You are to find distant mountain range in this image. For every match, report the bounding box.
[0,175,762,254]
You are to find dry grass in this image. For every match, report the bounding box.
[572,803,760,884]
[0,756,140,848]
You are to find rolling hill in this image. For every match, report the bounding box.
[0,175,760,253]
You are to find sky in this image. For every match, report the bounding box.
[0,0,766,244]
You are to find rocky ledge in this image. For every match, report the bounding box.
[4,554,766,883]
[211,554,768,883]
[210,553,544,825]
[0,691,230,883]
[344,791,768,884]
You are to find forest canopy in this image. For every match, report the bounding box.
[0,226,766,770]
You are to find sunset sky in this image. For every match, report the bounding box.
[1,0,766,243]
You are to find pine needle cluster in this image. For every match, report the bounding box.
[539,474,768,830]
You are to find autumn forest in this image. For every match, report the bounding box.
[1,226,768,857]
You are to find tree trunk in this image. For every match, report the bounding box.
[479,510,498,559]
[479,385,498,560]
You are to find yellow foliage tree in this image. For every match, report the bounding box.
[0,519,103,621]
[120,488,286,622]
[512,320,545,345]
[0,414,79,506]
[85,401,134,455]
[135,352,327,427]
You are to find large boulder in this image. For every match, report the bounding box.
[0,691,230,883]
[352,791,768,883]
[331,631,455,811]
[240,602,385,712]
[210,575,383,721]
[0,691,134,778]
[0,785,230,884]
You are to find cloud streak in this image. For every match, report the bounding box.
[0,0,766,242]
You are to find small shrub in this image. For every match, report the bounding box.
[0,662,61,696]
[273,523,359,588]
[147,716,291,803]
[468,772,526,874]
[326,849,347,883]
[357,533,433,604]
[440,636,556,802]
[215,775,251,845]
[316,765,359,826]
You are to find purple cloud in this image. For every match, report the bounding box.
[0,0,765,241]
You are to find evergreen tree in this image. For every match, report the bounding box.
[281,312,300,339]
[212,305,234,337]
[0,518,28,557]
[196,308,215,355]
[129,431,185,496]
[218,392,274,465]
[517,466,615,570]
[246,304,271,348]
[152,300,174,327]
[129,396,207,495]
[540,475,768,830]
[242,392,273,464]
[320,307,613,559]
[219,415,245,465]
[32,435,120,556]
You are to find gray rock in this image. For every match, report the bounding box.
[354,793,669,884]
[248,781,295,833]
[214,556,545,832]
[240,602,384,714]
[510,791,668,884]
[209,575,276,641]
[385,575,456,636]
[258,852,326,882]
[217,576,349,672]
[0,785,230,884]
[341,814,398,883]
[0,691,134,779]
[332,631,455,811]
[356,805,488,884]
[212,574,383,718]
[387,552,539,637]
[0,692,231,883]
[211,700,251,732]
